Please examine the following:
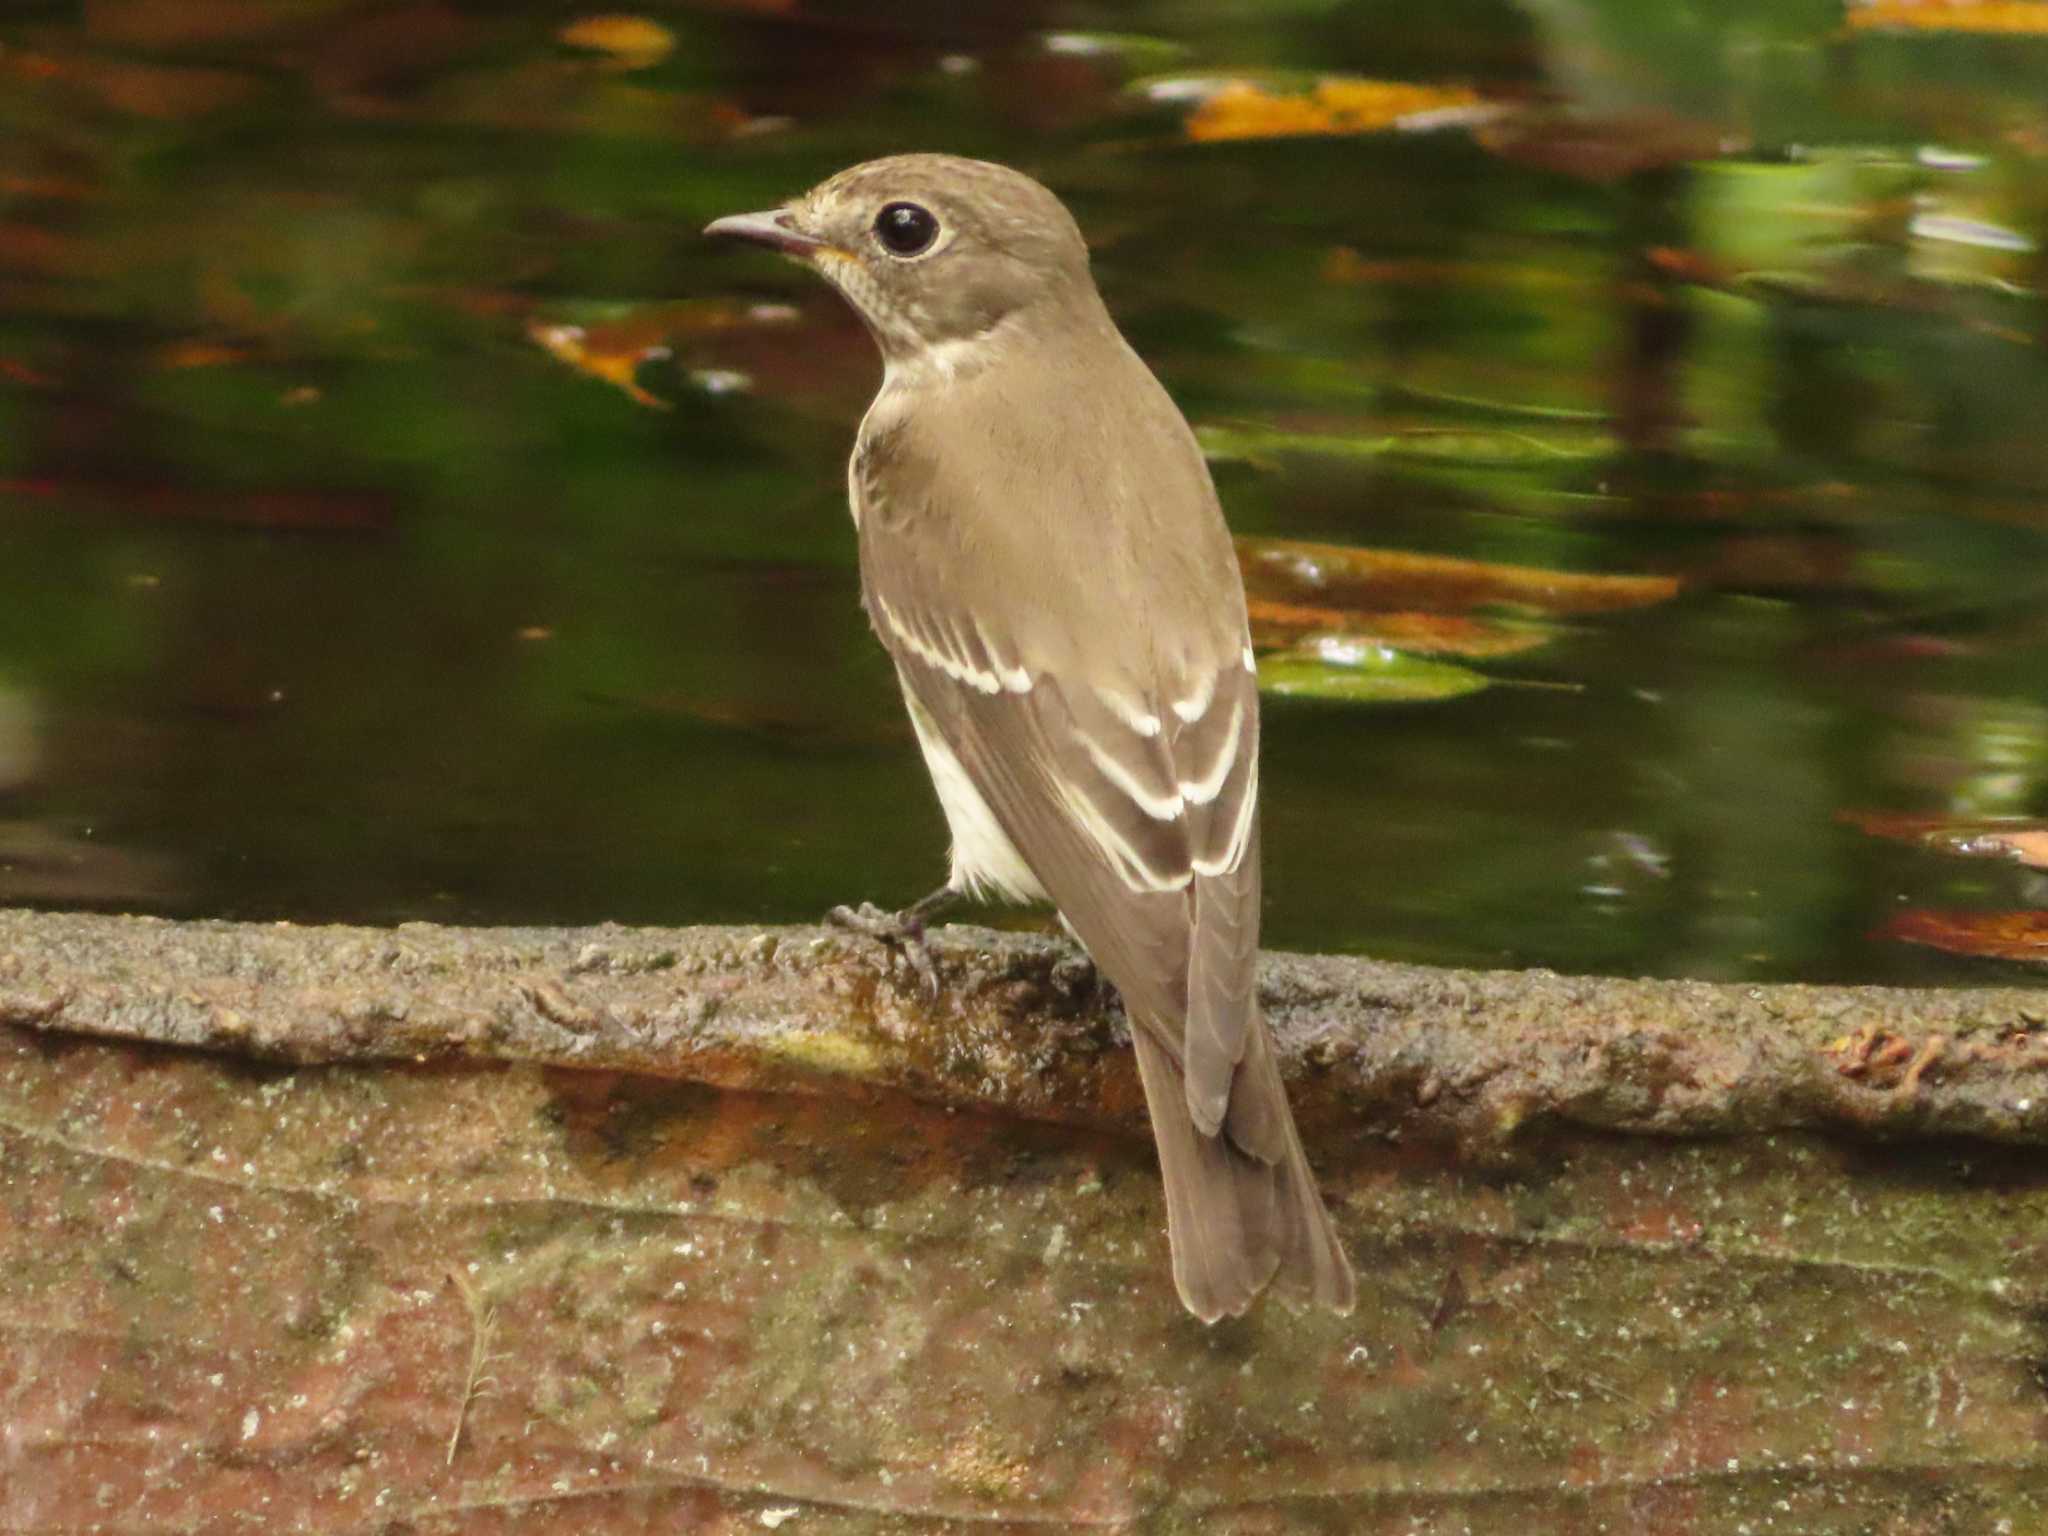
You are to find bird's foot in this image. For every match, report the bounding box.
[827,900,940,998]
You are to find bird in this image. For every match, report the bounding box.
[706,154,1355,1323]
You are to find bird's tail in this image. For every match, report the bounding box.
[1132,1018,1356,1323]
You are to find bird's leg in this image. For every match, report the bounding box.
[1050,913,1123,1020]
[826,885,959,996]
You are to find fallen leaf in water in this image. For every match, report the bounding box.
[156,339,257,370]
[527,300,798,408]
[0,357,56,387]
[1247,599,1551,659]
[1880,909,2048,964]
[1199,421,1614,468]
[1238,537,1680,618]
[1182,76,1488,142]
[1199,424,1392,466]
[529,321,670,408]
[1848,1,2048,33]
[1645,245,1734,285]
[1389,428,1615,466]
[1842,812,2048,870]
[1257,637,1490,704]
[558,14,677,70]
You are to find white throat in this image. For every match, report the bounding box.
[879,315,1021,393]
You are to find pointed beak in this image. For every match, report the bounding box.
[703,208,832,259]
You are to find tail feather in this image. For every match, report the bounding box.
[1132,1021,1355,1323]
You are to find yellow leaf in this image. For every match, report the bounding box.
[558,14,676,69]
[527,320,670,410]
[1848,1,2048,33]
[1186,76,1483,143]
[1247,599,1552,659]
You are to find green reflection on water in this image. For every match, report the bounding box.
[0,0,2045,984]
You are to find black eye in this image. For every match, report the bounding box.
[874,201,939,257]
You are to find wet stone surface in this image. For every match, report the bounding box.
[1,910,2046,1531]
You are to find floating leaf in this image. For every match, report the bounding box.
[1237,537,1681,618]
[1199,423,1392,465]
[1388,428,1615,466]
[1880,909,2048,965]
[1380,382,1610,424]
[526,299,796,408]
[1842,811,2048,870]
[529,320,669,408]
[1848,1,2048,34]
[0,357,56,387]
[156,339,257,370]
[1181,76,1489,143]
[1256,636,1490,704]
[1199,421,1613,468]
[557,14,677,70]
[1247,599,1552,659]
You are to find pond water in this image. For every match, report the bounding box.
[0,0,2045,985]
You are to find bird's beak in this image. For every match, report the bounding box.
[703,208,832,260]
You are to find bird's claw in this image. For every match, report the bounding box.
[826,901,941,998]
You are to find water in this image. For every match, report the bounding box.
[1,0,2045,985]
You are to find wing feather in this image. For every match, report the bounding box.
[849,350,1353,1318]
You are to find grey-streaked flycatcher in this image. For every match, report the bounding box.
[707,154,1355,1323]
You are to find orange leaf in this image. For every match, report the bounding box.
[1879,909,2048,964]
[558,13,676,69]
[1246,599,1551,659]
[1237,537,1680,617]
[156,340,256,370]
[525,301,796,409]
[1840,812,2048,871]
[1185,77,1484,143]
[528,320,671,409]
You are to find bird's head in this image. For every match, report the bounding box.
[705,154,1095,368]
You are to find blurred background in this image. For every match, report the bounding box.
[0,0,2044,984]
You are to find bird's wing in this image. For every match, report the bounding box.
[853,415,1277,1161]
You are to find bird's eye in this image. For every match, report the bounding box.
[873,201,939,257]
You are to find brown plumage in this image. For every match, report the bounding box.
[707,155,1355,1322]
